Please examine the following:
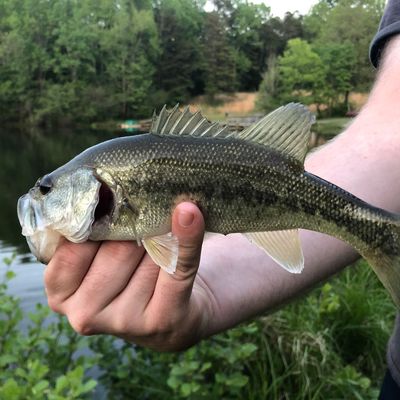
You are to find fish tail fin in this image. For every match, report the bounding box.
[362,223,400,308]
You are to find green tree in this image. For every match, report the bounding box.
[154,0,204,105]
[256,55,279,111]
[275,38,326,108]
[229,1,271,91]
[258,12,305,61]
[202,11,237,99]
[0,0,58,123]
[100,1,159,118]
[315,42,356,113]
[0,0,159,124]
[305,0,385,91]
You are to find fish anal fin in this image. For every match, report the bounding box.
[142,233,179,274]
[243,229,304,274]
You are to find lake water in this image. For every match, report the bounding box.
[0,126,126,309]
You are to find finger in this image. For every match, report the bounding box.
[45,240,100,310]
[94,254,161,336]
[65,241,145,315]
[151,202,205,310]
[110,253,160,313]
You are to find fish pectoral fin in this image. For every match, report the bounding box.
[243,230,304,274]
[142,233,179,274]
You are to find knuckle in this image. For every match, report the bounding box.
[43,267,55,289]
[68,311,96,336]
[47,296,64,314]
[111,313,132,336]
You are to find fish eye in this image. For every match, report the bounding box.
[39,175,53,195]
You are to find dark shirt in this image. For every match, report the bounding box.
[370,0,400,67]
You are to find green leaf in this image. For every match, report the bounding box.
[227,373,249,388]
[167,376,180,390]
[200,362,212,373]
[55,376,69,393]
[80,380,97,394]
[0,354,18,367]
[180,383,193,397]
[32,380,49,395]
[240,343,258,358]
[5,270,16,280]
[0,378,22,399]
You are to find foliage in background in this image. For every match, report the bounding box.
[304,0,384,91]
[0,0,385,125]
[153,0,204,104]
[0,0,332,126]
[276,38,326,107]
[256,55,278,111]
[1,255,395,399]
[257,0,384,114]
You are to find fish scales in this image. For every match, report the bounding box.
[82,134,399,257]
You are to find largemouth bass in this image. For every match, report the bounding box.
[17,104,400,306]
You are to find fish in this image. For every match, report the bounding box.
[17,103,400,307]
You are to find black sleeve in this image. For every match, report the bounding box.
[370,0,400,67]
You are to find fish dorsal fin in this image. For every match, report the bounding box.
[243,229,304,273]
[238,103,315,163]
[150,104,231,138]
[150,103,315,163]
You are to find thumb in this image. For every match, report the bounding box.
[172,202,205,278]
[153,202,205,306]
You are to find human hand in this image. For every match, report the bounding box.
[44,202,212,351]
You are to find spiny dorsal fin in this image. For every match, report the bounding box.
[238,103,315,164]
[150,104,231,138]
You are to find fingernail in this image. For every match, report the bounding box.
[178,210,194,227]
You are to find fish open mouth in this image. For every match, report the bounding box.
[94,181,115,224]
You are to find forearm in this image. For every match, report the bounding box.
[199,36,400,336]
